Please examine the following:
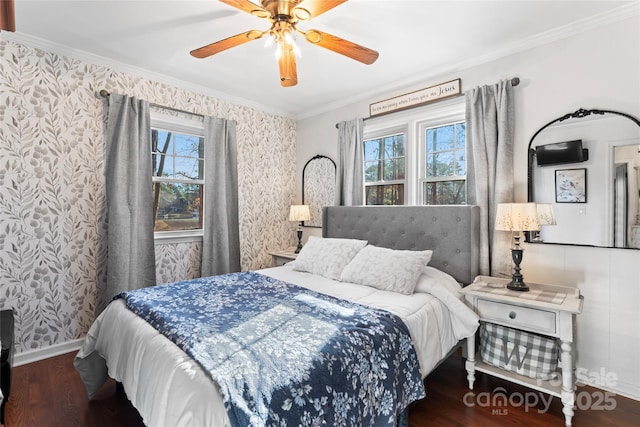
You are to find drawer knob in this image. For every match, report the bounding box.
[509,311,517,319]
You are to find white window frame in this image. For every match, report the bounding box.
[363,126,408,205]
[151,112,205,243]
[363,97,465,205]
[418,118,467,205]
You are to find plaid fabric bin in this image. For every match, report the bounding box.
[480,322,559,380]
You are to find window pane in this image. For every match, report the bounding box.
[364,139,381,161]
[434,151,454,176]
[365,184,404,205]
[364,160,381,182]
[384,135,405,157]
[153,153,173,177]
[425,122,466,180]
[455,154,466,176]
[426,126,454,152]
[152,129,204,180]
[456,123,466,148]
[174,134,202,158]
[383,158,405,180]
[174,156,200,180]
[153,182,203,232]
[152,130,174,155]
[423,180,466,205]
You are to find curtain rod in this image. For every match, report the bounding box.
[99,90,204,119]
[335,77,520,129]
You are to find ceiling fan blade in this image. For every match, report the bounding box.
[304,29,378,65]
[278,43,298,87]
[293,0,348,21]
[1,0,16,32]
[190,30,263,58]
[219,0,270,19]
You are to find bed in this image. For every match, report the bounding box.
[74,205,481,427]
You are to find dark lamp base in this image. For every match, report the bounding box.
[508,246,529,292]
[507,278,529,292]
[295,226,303,253]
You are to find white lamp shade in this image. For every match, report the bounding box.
[289,205,311,222]
[495,203,541,232]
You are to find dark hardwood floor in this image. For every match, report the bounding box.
[3,350,638,427]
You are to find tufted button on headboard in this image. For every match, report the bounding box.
[322,206,480,285]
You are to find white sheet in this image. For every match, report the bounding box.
[74,265,479,427]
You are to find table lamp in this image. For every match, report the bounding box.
[495,203,540,291]
[289,205,310,253]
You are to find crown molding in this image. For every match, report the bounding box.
[298,3,640,120]
[0,31,295,119]
[2,2,637,122]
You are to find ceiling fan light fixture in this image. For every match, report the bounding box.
[264,33,275,47]
[193,0,378,86]
[283,30,295,45]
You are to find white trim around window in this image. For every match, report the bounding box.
[151,111,205,243]
[363,96,466,205]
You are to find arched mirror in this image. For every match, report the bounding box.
[527,108,640,249]
[302,155,336,228]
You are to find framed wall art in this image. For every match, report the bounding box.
[555,168,587,203]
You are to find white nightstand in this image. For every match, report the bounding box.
[267,249,298,267]
[461,275,583,427]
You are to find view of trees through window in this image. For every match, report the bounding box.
[364,133,406,205]
[151,129,204,232]
[423,122,466,204]
[362,117,466,206]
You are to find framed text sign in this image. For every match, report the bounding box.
[369,79,461,117]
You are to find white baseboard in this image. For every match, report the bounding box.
[14,338,84,367]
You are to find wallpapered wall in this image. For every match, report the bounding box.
[0,38,297,354]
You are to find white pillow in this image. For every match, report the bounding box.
[292,236,368,280]
[339,245,433,295]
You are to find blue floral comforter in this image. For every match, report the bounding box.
[116,271,425,427]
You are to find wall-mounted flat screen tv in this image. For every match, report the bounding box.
[535,139,588,166]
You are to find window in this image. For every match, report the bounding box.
[421,121,466,205]
[362,98,465,206]
[364,133,406,205]
[151,114,205,236]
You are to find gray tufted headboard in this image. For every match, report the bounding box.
[322,205,480,285]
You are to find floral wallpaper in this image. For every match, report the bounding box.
[303,156,336,227]
[0,37,297,354]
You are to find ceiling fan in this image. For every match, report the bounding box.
[190,0,379,87]
[1,0,16,32]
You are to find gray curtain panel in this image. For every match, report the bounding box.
[465,80,515,277]
[336,118,364,206]
[104,94,156,300]
[200,116,241,277]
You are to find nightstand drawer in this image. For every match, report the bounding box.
[477,299,556,334]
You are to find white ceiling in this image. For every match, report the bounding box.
[7,0,638,118]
